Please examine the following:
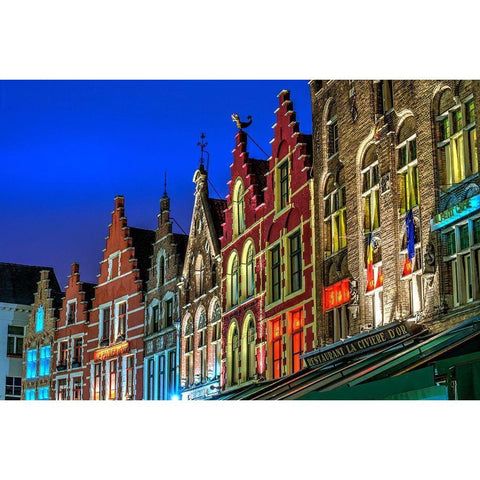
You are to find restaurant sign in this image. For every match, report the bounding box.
[94,341,130,361]
[431,194,480,231]
[303,323,412,368]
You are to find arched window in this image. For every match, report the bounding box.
[232,180,245,237]
[184,317,194,387]
[210,301,222,379]
[35,306,44,332]
[197,310,207,382]
[232,326,239,386]
[327,102,339,158]
[242,243,255,299]
[227,253,239,308]
[195,255,205,297]
[324,169,347,255]
[397,117,419,214]
[362,146,380,233]
[436,87,477,190]
[158,255,165,285]
[245,318,256,381]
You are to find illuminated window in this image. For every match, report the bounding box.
[437,90,478,190]
[24,389,36,401]
[168,351,176,399]
[195,255,205,297]
[100,306,111,345]
[72,377,82,400]
[289,231,302,293]
[39,346,50,377]
[57,378,68,400]
[243,243,255,299]
[327,103,339,158]
[66,301,77,325]
[7,325,23,356]
[37,386,49,400]
[211,302,222,379]
[397,118,419,214]
[324,171,347,255]
[35,306,44,332]
[366,264,384,327]
[246,319,256,381]
[232,180,245,236]
[325,306,349,343]
[291,310,304,374]
[231,326,239,386]
[443,218,480,307]
[115,302,127,340]
[278,160,290,210]
[5,377,21,400]
[362,147,380,232]
[146,358,155,400]
[125,356,134,399]
[227,253,239,308]
[270,244,281,303]
[271,318,282,379]
[158,355,166,400]
[58,341,68,367]
[108,359,117,400]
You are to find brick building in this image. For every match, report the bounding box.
[21,268,62,400]
[86,196,154,400]
[52,263,94,400]
[179,163,226,400]
[144,191,187,400]
[220,129,268,391]
[309,80,480,345]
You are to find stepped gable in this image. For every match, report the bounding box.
[0,263,61,305]
[208,197,227,240]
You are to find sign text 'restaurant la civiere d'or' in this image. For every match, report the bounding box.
[304,323,411,368]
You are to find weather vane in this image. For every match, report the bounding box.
[231,113,252,130]
[197,133,210,170]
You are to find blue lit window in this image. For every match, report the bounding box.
[35,306,44,332]
[39,346,51,376]
[24,389,36,401]
[26,349,37,379]
[37,387,49,400]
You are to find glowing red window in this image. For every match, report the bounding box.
[272,318,282,379]
[291,310,304,373]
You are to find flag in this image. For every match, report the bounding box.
[403,209,415,276]
[366,233,374,292]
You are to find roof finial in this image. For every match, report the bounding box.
[231,113,253,130]
[197,132,208,166]
[163,172,168,198]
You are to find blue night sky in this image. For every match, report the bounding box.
[0,80,312,287]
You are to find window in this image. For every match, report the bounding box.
[244,243,255,299]
[200,345,207,382]
[108,253,120,280]
[151,304,159,333]
[362,147,380,232]
[366,264,384,327]
[7,325,23,356]
[39,345,51,377]
[278,160,290,210]
[57,378,68,400]
[184,318,194,353]
[437,91,478,189]
[327,103,339,158]
[37,386,49,400]
[26,349,37,379]
[271,318,282,379]
[289,231,302,293]
[246,319,256,381]
[326,306,349,343]
[231,326,239,386]
[228,254,239,308]
[146,358,155,400]
[108,359,117,400]
[324,171,347,255]
[270,244,281,303]
[397,118,419,214]
[291,310,304,374]
[5,377,21,400]
[197,312,207,347]
[159,255,165,285]
[443,218,480,307]
[71,338,81,367]
[24,389,36,401]
[232,180,245,236]
[211,303,222,379]
[379,80,394,114]
[158,355,166,400]
[67,301,77,325]
[116,302,127,340]
[100,306,111,345]
[165,299,173,327]
[94,363,102,400]
[125,356,134,399]
[168,351,176,399]
[72,377,82,400]
[58,341,68,367]
[35,306,44,332]
[195,256,205,297]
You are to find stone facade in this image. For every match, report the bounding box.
[309,80,480,345]
[144,192,187,400]
[179,164,226,400]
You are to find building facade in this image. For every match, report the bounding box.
[144,192,187,400]
[21,269,62,400]
[52,263,94,400]
[221,129,268,391]
[86,196,154,400]
[309,80,480,345]
[179,164,226,400]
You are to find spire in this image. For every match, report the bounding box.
[163,171,168,198]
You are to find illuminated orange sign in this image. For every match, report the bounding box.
[94,341,129,361]
[323,279,351,311]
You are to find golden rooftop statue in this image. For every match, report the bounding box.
[231,113,252,130]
